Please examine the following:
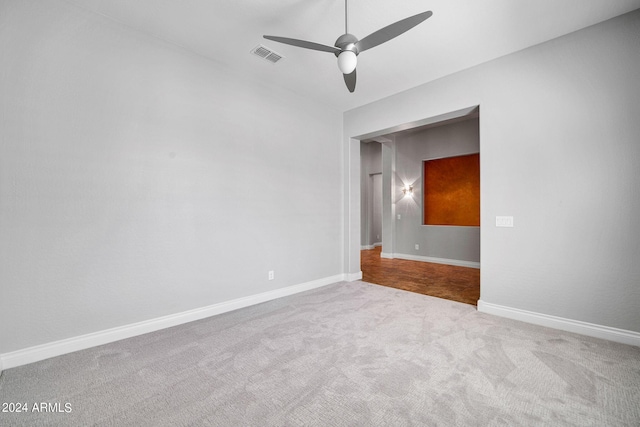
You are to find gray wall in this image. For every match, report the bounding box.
[370,174,382,246]
[393,118,480,263]
[345,10,640,333]
[0,0,343,354]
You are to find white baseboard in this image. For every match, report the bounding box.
[0,274,345,371]
[381,252,480,269]
[477,300,640,347]
[361,243,382,250]
[346,271,363,282]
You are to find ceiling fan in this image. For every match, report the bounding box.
[264,0,433,93]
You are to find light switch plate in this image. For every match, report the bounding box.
[496,216,514,227]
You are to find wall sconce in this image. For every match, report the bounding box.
[402,185,413,197]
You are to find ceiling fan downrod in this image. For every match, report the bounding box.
[345,0,349,34]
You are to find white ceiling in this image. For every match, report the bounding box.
[64,0,640,112]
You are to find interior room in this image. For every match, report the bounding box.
[2,0,639,425]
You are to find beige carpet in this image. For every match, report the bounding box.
[1,281,639,426]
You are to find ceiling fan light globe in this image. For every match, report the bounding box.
[337,50,357,74]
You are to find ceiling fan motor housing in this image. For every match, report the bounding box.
[334,33,359,56]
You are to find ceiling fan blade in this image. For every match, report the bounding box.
[263,35,340,54]
[356,10,432,53]
[343,69,356,93]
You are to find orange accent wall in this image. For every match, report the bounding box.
[424,153,480,226]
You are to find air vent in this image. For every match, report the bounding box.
[251,45,284,64]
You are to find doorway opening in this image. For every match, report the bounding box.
[357,106,480,305]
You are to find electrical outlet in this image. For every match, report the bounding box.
[377,235,380,240]
[496,216,514,227]
[268,271,274,280]
[397,214,401,220]
[415,244,420,250]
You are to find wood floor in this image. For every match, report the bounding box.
[361,247,480,306]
